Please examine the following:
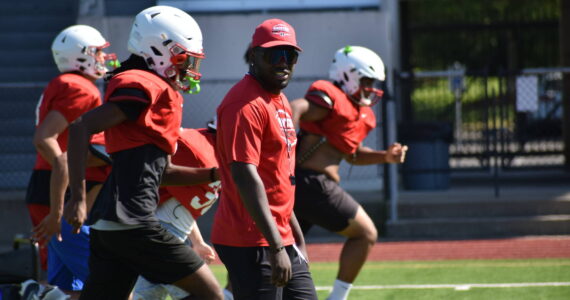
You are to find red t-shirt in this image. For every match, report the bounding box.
[104,69,183,155]
[212,74,297,247]
[300,80,376,154]
[33,73,101,170]
[159,128,220,219]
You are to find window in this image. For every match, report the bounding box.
[158,0,381,13]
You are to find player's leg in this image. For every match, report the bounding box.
[215,245,282,300]
[336,205,377,283]
[130,224,222,300]
[25,169,53,272]
[171,264,222,299]
[79,229,139,300]
[282,246,318,300]
[47,220,90,299]
[295,169,377,299]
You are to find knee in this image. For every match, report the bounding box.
[363,223,378,244]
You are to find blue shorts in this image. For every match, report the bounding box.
[47,219,90,291]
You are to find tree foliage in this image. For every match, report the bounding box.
[404,0,560,71]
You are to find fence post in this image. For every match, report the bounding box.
[383,98,399,222]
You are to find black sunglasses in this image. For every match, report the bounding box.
[256,48,299,65]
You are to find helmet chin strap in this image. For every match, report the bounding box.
[184,76,201,94]
[170,70,201,94]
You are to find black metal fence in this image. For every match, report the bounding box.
[396,67,567,173]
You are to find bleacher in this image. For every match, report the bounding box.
[0,1,77,190]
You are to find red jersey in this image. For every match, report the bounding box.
[212,74,297,247]
[159,128,220,219]
[104,69,183,155]
[86,132,111,183]
[33,73,101,170]
[300,80,376,154]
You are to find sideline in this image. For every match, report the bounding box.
[315,282,570,291]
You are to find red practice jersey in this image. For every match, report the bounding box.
[300,80,376,154]
[33,73,101,170]
[212,74,297,247]
[159,128,220,219]
[104,69,183,155]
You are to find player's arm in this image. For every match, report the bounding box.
[188,222,216,264]
[231,161,292,286]
[32,153,67,244]
[33,110,68,167]
[345,143,408,165]
[290,211,309,262]
[64,103,126,232]
[162,156,218,186]
[290,96,330,129]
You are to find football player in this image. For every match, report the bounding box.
[290,46,408,300]
[62,6,222,299]
[26,24,115,298]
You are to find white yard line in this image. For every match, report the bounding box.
[315,282,570,291]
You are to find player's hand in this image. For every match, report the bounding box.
[32,212,62,246]
[63,197,87,234]
[386,143,408,163]
[193,242,216,264]
[268,247,292,287]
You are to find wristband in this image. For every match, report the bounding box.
[209,167,218,182]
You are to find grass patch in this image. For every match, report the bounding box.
[207,258,570,299]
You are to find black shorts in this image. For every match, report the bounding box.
[80,225,204,300]
[214,245,317,300]
[294,168,360,234]
[25,169,103,205]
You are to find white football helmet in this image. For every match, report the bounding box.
[128,5,205,93]
[329,46,386,106]
[51,25,116,79]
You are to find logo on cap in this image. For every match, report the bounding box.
[272,24,291,37]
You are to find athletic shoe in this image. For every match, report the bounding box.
[19,279,40,300]
[39,286,70,300]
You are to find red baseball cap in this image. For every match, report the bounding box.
[250,19,302,51]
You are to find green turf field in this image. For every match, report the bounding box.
[208,258,570,299]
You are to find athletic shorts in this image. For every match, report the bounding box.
[47,220,90,291]
[132,220,191,299]
[26,203,49,271]
[294,168,360,234]
[79,224,204,300]
[214,244,317,300]
[25,171,102,272]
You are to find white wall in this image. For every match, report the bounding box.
[83,9,392,80]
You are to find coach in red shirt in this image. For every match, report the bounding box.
[213,19,317,300]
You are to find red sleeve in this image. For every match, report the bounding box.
[220,101,266,166]
[89,132,105,145]
[305,89,334,110]
[51,82,99,124]
[105,72,154,104]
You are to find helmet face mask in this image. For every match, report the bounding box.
[351,77,384,106]
[52,25,116,79]
[83,42,117,78]
[165,43,204,93]
[128,6,205,93]
[329,45,386,106]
